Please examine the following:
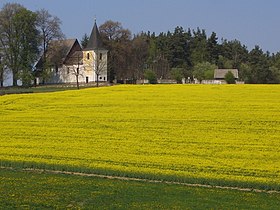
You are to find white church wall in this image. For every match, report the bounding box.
[3,69,22,87]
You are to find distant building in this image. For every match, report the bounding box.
[214,69,239,80]
[194,69,240,84]
[35,20,108,85]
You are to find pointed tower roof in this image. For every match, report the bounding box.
[84,20,106,50]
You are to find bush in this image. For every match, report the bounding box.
[225,71,236,84]
[171,68,183,84]
[144,69,157,84]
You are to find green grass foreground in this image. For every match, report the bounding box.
[0,85,280,191]
[1,169,279,209]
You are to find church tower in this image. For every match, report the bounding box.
[83,20,108,84]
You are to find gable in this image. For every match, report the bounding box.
[36,39,82,69]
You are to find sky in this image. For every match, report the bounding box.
[1,0,280,53]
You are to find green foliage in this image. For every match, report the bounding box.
[170,68,183,83]
[239,63,252,83]
[18,69,34,87]
[190,28,209,66]
[224,71,236,84]
[1,169,280,209]
[144,69,157,84]
[0,4,39,86]
[269,66,280,83]
[80,33,89,49]
[1,4,280,85]
[217,55,233,69]
[193,62,216,82]
[248,46,270,84]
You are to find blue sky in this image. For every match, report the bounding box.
[1,0,280,53]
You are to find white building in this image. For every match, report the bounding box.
[35,21,108,85]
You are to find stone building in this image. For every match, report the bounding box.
[35,21,108,85]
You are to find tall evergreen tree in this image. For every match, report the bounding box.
[248,46,271,84]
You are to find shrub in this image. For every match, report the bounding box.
[225,71,236,84]
[171,68,183,84]
[144,69,157,84]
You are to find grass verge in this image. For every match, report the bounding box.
[1,168,280,209]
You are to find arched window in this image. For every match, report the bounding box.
[87,53,90,60]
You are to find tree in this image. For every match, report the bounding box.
[190,28,209,66]
[207,32,220,64]
[268,66,280,84]
[130,33,149,80]
[221,39,248,69]
[0,3,39,86]
[248,46,271,84]
[36,9,64,83]
[193,62,216,83]
[99,20,132,82]
[170,68,183,83]
[169,26,189,67]
[224,71,236,84]
[144,69,157,84]
[0,3,24,86]
[239,63,252,83]
[70,53,83,89]
[217,55,233,69]
[95,50,107,87]
[80,33,89,49]
[99,20,123,40]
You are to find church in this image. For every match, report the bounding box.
[35,21,108,85]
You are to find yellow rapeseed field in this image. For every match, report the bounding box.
[0,85,279,189]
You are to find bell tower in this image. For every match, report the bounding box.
[83,20,108,84]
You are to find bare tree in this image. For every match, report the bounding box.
[36,9,64,82]
[99,20,132,82]
[95,50,107,87]
[72,54,83,89]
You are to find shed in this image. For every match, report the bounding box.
[214,69,239,80]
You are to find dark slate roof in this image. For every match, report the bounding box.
[35,39,82,69]
[84,21,106,50]
[64,50,83,65]
[214,69,239,79]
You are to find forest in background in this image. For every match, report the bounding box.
[93,20,280,84]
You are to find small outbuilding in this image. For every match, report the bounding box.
[214,69,239,80]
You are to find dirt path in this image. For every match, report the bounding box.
[15,168,279,195]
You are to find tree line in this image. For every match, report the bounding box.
[1,3,280,87]
[86,21,280,84]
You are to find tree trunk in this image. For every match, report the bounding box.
[76,74,79,89]
[96,75,99,87]
[13,77,17,86]
[0,71,3,87]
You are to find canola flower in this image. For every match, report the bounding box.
[0,85,279,189]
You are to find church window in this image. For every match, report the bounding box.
[87,53,90,60]
[99,53,102,60]
[99,76,102,80]
[67,67,70,74]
